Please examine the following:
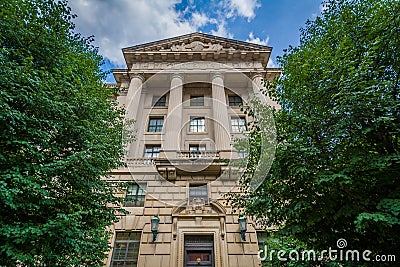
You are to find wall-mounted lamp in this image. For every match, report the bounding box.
[151,215,160,242]
[238,214,247,241]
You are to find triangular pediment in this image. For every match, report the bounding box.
[122,32,271,53]
[117,32,275,74]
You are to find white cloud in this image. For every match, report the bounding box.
[228,0,260,21]
[246,32,275,68]
[69,0,263,66]
[209,0,260,38]
[246,32,269,46]
[70,0,197,66]
[191,12,210,28]
[211,20,233,38]
[267,58,277,68]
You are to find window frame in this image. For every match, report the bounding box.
[189,144,207,158]
[228,95,243,107]
[189,144,206,151]
[231,117,247,133]
[110,232,141,267]
[147,117,164,133]
[152,95,167,107]
[143,145,161,158]
[257,231,272,252]
[123,183,146,207]
[189,117,206,133]
[189,184,209,204]
[190,95,205,106]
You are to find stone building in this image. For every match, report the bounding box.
[106,32,280,267]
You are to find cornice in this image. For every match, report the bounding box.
[121,32,272,68]
[122,32,272,52]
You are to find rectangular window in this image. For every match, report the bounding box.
[147,117,164,132]
[190,95,204,106]
[144,145,160,158]
[189,117,205,132]
[152,95,166,106]
[189,144,206,158]
[231,117,247,132]
[110,232,141,267]
[257,232,270,251]
[123,183,146,207]
[228,95,243,106]
[189,184,208,204]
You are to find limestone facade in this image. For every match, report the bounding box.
[106,32,280,267]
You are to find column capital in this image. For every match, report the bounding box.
[129,73,145,82]
[251,72,264,81]
[170,73,184,82]
[212,72,224,80]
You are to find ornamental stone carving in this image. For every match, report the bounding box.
[165,41,225,52]
[129,61,262,70]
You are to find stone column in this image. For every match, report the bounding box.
[125,74,145,120]
[251,73,268,103]
[117,79,130,108]
[163,73,183,158]
[124,74,144,158]
[211,73,231,157]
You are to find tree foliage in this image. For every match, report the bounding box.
[235,0,400,265]
[0,0,125,265]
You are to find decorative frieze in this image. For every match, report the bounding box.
[130,61,263,71]
[161,41,227,52]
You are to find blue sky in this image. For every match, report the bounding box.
[69,0,324,82]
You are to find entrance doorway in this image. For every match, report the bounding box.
[184,235,214,267]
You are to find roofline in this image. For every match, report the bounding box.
[122,32,272,51]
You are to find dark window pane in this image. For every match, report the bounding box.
[185,235,213,244]
[129,232,141,240]
[189,117,205,132]
[144,145,160,158]
[189,144,207,158]
[228,95,242,106]
[231,117,246,132]
[148,118,163,132]
[152,95,166,106]
[124,183,146,207]
[111,232,141,267]
[190,96,204,106]
[116,233,129,241]
[189,184,208,202]
[257,232,270,250]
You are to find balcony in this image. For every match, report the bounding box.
[154,150,230,179]
[126,158,154,167]
[176,150,219,159]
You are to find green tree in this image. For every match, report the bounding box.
[0,0,125,265]
[234,0,400,265]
